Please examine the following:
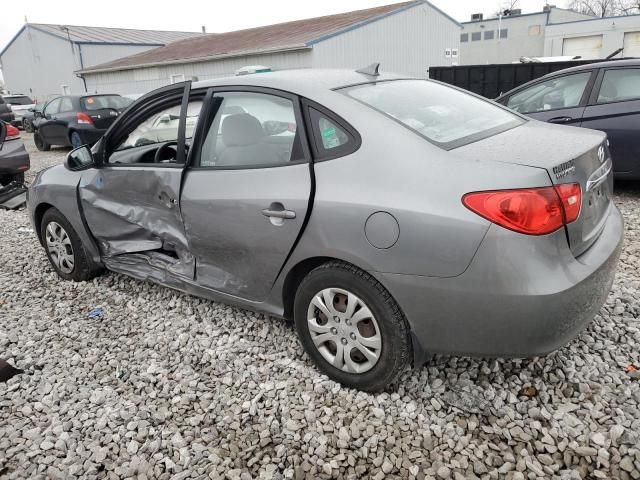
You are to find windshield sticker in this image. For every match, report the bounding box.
[86,97,95,104]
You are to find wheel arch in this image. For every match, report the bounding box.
[33,202,55,245]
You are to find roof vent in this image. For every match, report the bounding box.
[471,13,483,21]
[504,8,522,16]
[356,63,380,77]
[543,4,556,12]
[235,65,272,76]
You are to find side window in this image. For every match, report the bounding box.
[506,72,591,113]
[597,69,640,104]
[307,107,359,160]
[114,101,202,151]
[199,92,302,168]
[59,97,74,113]
[44,98,61,116]
[471,32,481,41]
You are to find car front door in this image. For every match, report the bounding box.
[38,97,62,144]
[78,82,199,280]
[48,96,75,145]
[580,66,640,176]
[502,71,596,125]
[180,88,312,302]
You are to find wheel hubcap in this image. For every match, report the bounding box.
[307,288,382,374]
[45,222,74,274]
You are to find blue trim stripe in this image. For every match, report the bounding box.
[307,0,460,46]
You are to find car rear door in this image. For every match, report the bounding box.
[501,70,596,125]
[180,87,312,302]
[47,96,75,145]
[580,66,640,176]
[78,82,198,280]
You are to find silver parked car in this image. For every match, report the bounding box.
[28,68,623,391]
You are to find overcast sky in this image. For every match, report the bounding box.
[0,0,570,49]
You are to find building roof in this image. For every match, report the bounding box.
[460,6,589,24]
[79,0,457,74]
[0,23,200,57]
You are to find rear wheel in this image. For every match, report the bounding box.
[23,119,33,133]
[70,131,82,149]
[34,132,51,151]
[40,208,103,281]
[0,172,24,187]
[294,261,411,392]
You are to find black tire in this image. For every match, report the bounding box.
[24,119,33,133]
[40,207,103,282]
[34,132,51,151]
[294,261,412,392]
[0,172,24,186]
[70,131,83,149]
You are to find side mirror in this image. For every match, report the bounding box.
[65,145,95,171]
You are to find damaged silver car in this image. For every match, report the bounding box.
[29,69,623,391]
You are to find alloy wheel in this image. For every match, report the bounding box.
[45,222,75,274]
[307,287,382,374]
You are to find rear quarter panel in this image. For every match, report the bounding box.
[280,92,552,279]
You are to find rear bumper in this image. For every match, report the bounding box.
[377,204,624,363]
[75,126,106,146]
[0,139,30,174]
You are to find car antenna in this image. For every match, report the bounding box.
[356,63,380,77]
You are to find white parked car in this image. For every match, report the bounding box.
[2,94,35,129]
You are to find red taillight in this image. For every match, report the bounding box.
[77,112,94,125]
[5,124,20,140]
[463,183,581,235]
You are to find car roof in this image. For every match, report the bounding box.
[192,68,410,97]
[542,58,640,76]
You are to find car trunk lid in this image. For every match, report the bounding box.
[453,120,612,256]
[81,95,128,129]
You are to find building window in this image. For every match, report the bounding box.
[460,33,469,42]
[484,30,495,40]
[445,48,452,57]
[471,32,482,41]
[529,25,541,36]
[452,48,458,58]
[500,29,508,39]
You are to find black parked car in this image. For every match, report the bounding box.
[0,96,15,125]
[33,94,131,151]
[0,121,30,186]
[21,102,46,133]
[496,59,640,180]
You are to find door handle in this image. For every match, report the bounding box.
[261,208,296,219]
[548,116,573,124]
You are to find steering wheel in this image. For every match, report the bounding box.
[154,141,179,164]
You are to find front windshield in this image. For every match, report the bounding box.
[342,80,523,149]
[4,96,33,105]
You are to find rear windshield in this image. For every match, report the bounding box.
[81,95,129,111]
[4,96,33,105]
[341,80,523,149]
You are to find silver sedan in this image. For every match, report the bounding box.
[28,68,623,391]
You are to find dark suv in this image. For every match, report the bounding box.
[496,59,640,180]
[0,97,15,125]
[33,94,132,151]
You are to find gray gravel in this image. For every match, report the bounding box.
[1,133,639,479]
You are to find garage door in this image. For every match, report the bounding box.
[562,35,603,59]
[623,32,640,57]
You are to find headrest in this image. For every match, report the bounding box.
[221,113,264,147]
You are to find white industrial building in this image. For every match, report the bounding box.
[0,24,200,101]
[544,14,640,59]
[459,6,592,65]
[460,7,640,65]
[77,0,461,95]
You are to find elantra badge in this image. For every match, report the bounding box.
[553,160,576,180]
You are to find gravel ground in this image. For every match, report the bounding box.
[1,133,639,480]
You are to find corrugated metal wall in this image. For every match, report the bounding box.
[82,4,461,94]
[311,2,459,77]
[83,50,313,95]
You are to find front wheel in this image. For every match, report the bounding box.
[40,207,103,281]
[34,132,51,151]
[294,261,412,392]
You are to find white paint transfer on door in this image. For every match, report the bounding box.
[562,35,603,59]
